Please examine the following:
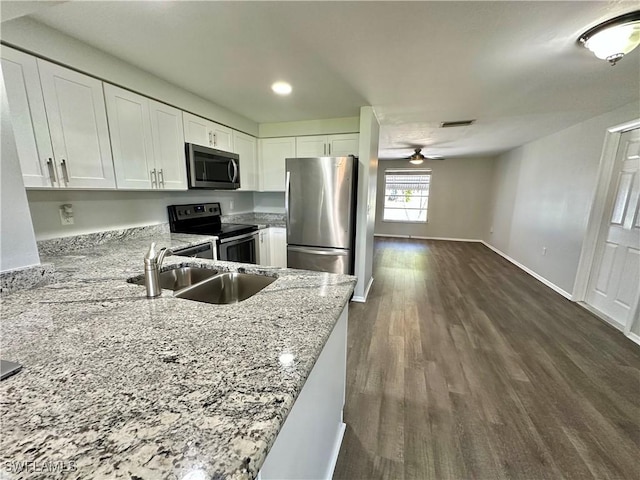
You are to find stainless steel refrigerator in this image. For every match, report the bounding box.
[286,156,357,275]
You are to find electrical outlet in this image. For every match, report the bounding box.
[229,200,234,210]
[489,227,494,234]
[59,204,74,225]
[542,246,547,256]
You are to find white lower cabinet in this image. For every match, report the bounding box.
[258,137,295,191]
[269,227,287,268]
[105,84,186,190]
[234,130,258,191]
[258,305,347,480]
[259,229,271,266]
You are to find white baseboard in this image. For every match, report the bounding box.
[351,277,373,303]
[325,422,346,479]
[374,233,482,242]
[628,332,640,347]
[481,241,573,300]
[578,301,625,330]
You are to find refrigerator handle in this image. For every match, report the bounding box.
[288,246,349,256]
[285,170,291,232]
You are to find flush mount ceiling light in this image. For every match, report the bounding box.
[271,81,292,95]
[578,10,640,65]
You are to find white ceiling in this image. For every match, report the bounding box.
[6,1,640,159]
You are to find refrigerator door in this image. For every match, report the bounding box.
[287,245,352,275]
[286,156,356,249]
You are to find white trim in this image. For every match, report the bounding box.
[325,422,346,479]
[573,118,640,301]
[351,277,373,303]
[628,332,640,347]
[374,234,482,242]
[577,301,625,331]
[481,241,573,300]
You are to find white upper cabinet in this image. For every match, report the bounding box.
[104,84,154,189]
[296,136,327,157]
[258,137,296,192]
[183,111,233,152]
[1,47,56,188]
[328,133,359,157]
[295,134,359,158]
[105,84,186,190]
[233,130,258,191]
[148,99,187,190]
[38,59,115,189]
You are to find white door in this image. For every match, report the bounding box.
[269,227,288,267]
[296,135,327,157]
[38,59,115,189]
[1,47,56,187]
[104,84,154,189]
[328,133,359,157]
[259,137,295,191]
[586,127,640,329]
[234,130,258,191]
[149,99,187,190]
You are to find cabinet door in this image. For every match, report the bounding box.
[104,84,153,189]
[149,99,187,190]
[269,227,288,268]
[328,133,359,157]
[233,130,258,191]
[296,135,327,157]
[259,229,271,266]
[1,47,56,187]
[183,111,212,147]
[259,137,295,191]
[38,60,115,189]
[211,122,233,152]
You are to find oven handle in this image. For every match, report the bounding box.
[219,230,259,244]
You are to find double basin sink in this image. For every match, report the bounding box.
[130,266,276,304]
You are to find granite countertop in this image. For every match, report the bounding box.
[0,229,355,479]
[221,213,286,229]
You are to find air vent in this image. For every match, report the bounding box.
[440,119,476,128]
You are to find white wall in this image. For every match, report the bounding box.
[259,117,359,138]
[0,74,40,270]
[1,17,258,136]
[486,102,639,296]
[375,157,495,240]
[27,190,254,240]
[353,107,379,300]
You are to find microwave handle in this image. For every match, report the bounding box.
[228,159,239,183]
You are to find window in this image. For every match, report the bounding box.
[383,169,431,223]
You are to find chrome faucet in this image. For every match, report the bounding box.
[144,242,173,298]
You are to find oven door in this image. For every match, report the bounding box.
[218,231,259,264]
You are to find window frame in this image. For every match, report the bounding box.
[382,168,432,224]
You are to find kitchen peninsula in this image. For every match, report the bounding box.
[0,226,355,479]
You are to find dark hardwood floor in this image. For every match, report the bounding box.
[333,238,640,480]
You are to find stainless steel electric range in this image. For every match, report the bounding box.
[167,203,259,264]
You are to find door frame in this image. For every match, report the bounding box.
[573,118,640,329]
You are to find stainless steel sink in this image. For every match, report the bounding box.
[130,266,218,291]
[175,272,276,304]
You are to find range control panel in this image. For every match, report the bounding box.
[171,203,221,221]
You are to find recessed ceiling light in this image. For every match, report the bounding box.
[271,81,292,95]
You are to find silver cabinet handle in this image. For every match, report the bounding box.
[60,159,70,184]
[46,158,58,185]
[150,168,158,188]
[213,133,217,147]
[208,131,213,146]
[158,168,165,188]
[323,143,326,155]
[328,143,331,155]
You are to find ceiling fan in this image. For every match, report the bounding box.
[407,148,445,164]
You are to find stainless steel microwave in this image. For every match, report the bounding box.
[185,143,240,189]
